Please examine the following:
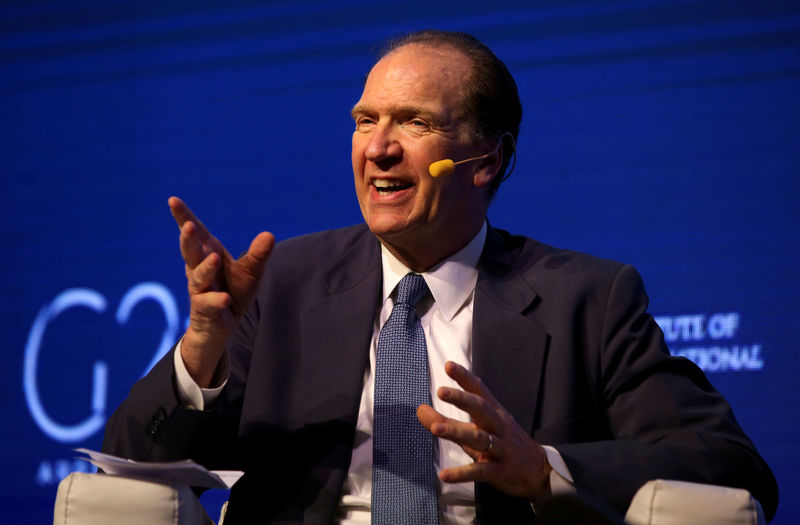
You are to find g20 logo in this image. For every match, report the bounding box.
[23,282,182,443]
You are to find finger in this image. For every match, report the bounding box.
[237,231,275,277]
[461,444,484,461]
[418,403,477,438]
[462,429,505,460]
[190,290,232,319]
[437,386,502,434]
[416,404,447,432]
[168,196,213,240]
[418,405,492,458]
[179,221,207,269]
[444,361,500,407]
[188,252,221,294]
[439,460,501,484]
[429,417,493,454]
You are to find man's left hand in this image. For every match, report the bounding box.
[417,361,552,501]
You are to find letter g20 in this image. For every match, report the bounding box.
[23,283,178,443]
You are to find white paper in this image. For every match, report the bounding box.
[75,448,243,489]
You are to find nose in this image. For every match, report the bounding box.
[364,123,402,164]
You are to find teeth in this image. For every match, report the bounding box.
[373,179,409,189]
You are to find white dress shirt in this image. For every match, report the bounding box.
[174,223,573,523]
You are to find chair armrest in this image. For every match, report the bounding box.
[624,479,766,525]
[53,472,214,525]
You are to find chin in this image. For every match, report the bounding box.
[365,221,405,238]
[364,216,416,240]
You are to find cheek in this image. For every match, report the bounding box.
[351,134,367,175]
[351,133,358,164]
[428,176,462,212]
[416,177,443,212]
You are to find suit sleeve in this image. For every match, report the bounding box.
[554,265,778,520]
[101,295,260,470]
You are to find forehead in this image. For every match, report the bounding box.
[356,44,472,115]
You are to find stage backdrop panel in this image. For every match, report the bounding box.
[2,1,798,523]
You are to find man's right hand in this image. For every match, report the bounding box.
[168,197,275,387]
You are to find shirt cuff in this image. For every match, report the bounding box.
[173,338,228,410]
[529,445,576,514]
[542,445,575,494]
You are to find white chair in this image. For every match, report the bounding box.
[54,473,766,525]
[624,479,766,525]
[53,472,215,525]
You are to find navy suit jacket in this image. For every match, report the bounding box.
[103,224,778,523]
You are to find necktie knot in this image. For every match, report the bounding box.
[395,273,428,308]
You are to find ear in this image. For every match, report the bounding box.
[472,140,504,188]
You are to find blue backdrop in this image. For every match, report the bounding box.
[2,1,799,522]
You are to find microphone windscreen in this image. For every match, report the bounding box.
[429,159,455,178]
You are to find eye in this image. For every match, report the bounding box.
[354,115,376,132]
[402,118,431,133]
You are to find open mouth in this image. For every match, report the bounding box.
[373,179,413,194]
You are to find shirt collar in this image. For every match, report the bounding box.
[380,222,487,321]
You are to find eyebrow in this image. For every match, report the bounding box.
[350,105,369,120]
[350,104,445,127]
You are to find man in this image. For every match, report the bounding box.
[103,31,778,523]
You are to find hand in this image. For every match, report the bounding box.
[417,361,552,500]
[168,197,275,387]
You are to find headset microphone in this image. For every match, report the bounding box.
[428,157,479,178]
[428,132,515,178]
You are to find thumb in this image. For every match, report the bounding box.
[239,232,275,275]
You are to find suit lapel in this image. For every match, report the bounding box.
[292,228,382,523]
[300,227,382,423]
[473,226,548,523]
[473,226,548,433]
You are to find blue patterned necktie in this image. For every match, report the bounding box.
[372,273,439,524]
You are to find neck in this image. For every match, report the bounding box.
[377,219,485,273]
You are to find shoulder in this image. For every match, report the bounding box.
[268,223,375,267]
[272,223,373,253]
[485,226,636,291]
[259,223,380,296]
[482,226,652,326]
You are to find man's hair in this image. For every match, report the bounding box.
[379,30,522,193]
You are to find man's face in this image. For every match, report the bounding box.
[351,44,492,264]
